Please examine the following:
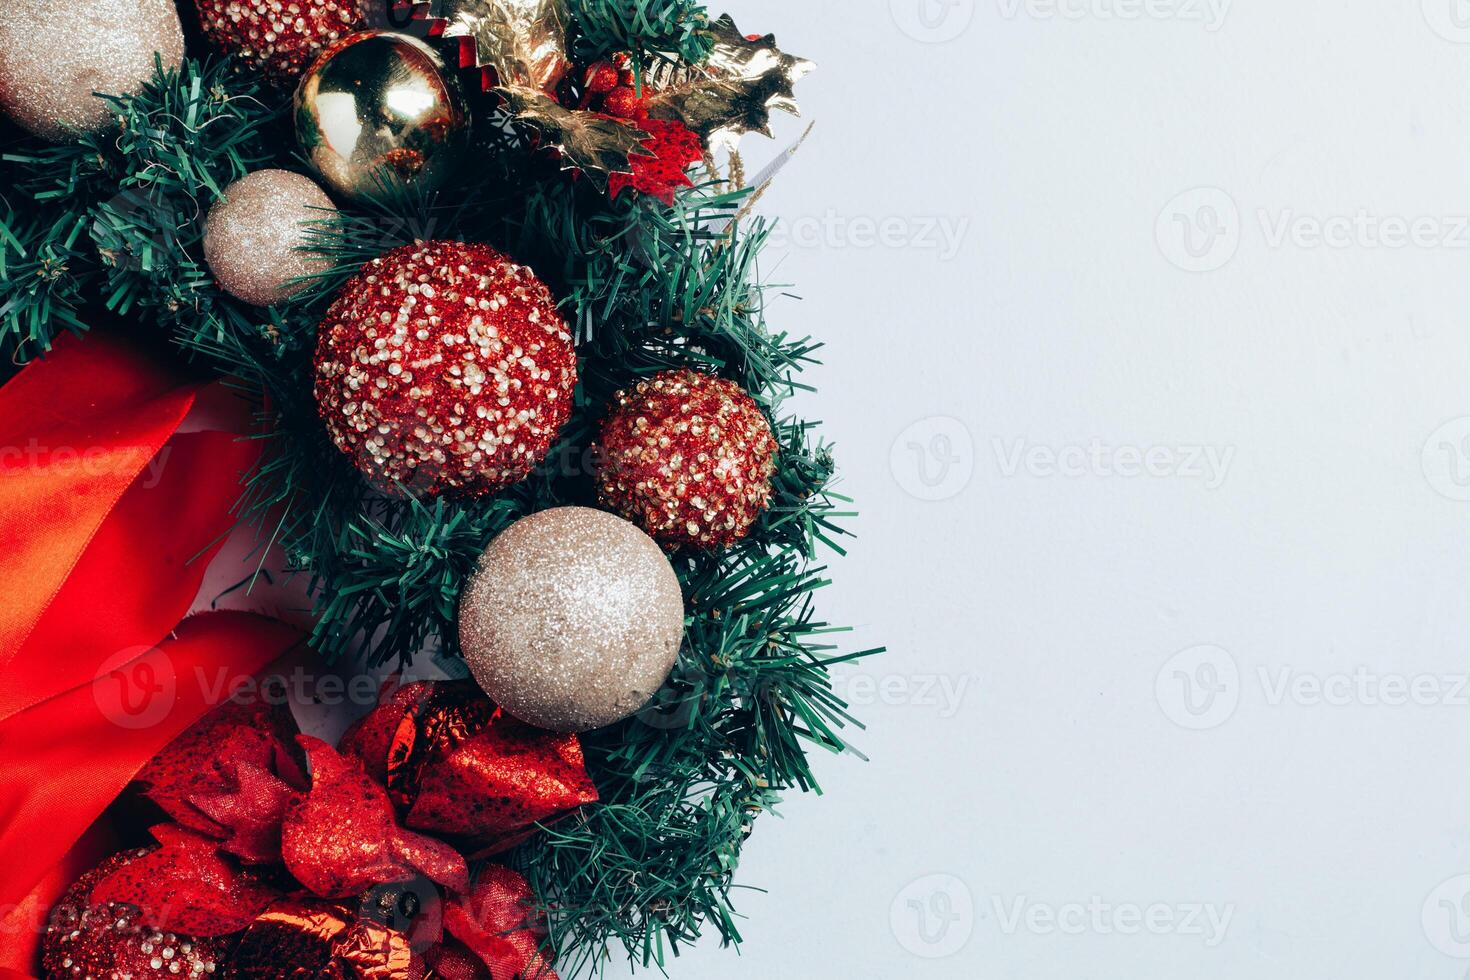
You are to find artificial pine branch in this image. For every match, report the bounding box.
[0,16,878,974]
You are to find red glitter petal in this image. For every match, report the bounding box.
[443,866,557,980]
[43,849,231,980]
[133,699,304,843]
[282,736,469,898]
[88,825,281,937]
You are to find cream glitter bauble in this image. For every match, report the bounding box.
[0,0,185,141]
[459,507,686,733]
[204,170,338,307]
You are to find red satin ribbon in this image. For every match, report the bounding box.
[0,333,303,975]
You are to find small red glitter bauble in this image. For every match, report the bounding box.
[314,241,577,498]
[595,369,779,549]
[43,849,229,980]
[194,0,365,83]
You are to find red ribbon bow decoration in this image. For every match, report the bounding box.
[0,333,306,975]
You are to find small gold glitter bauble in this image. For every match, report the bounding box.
[204,170,338,307]
[459,507,686,733]
[0,0,185,141]
[295,31,470,202]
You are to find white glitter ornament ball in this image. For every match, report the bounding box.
[314,241,577,498]
[204,170,337,307]
[459,507,686,733]
[0,0,185,141]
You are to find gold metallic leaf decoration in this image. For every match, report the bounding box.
[643,14,814,153]
[502,88,651,187]
[421,0,571,89]
[418,0,651,183]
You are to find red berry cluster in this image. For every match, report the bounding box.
[575,58,704,204]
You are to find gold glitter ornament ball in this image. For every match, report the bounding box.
[204,170,337,307]
[459,507,686,733]
[0,0,185,141]
[295,31,470,202]
[314,240,577,498]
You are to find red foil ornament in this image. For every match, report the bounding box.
[340,680,599,855]
[227,899,416,980]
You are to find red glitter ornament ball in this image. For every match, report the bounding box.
[314,241,578,498]
[194,0,365,83]
[595,369,779,549]
[43,849,229,980]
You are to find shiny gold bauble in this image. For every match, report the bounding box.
[294,31,470,202]
[459,507,686,734]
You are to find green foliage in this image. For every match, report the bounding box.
[568,0,712,64]
[1,15,873,975]
[0,57,278,360]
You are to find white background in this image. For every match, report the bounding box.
[602,1,1470,978]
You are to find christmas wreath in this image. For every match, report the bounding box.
[0,1,875,977]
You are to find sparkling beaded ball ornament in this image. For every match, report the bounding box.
[42,849,227,980]
[194,0,364,83]
[459,507,686,733]
[0,0,185,141]
[314,241,577,498]
[595,369,779,549]
[203,169,337,307]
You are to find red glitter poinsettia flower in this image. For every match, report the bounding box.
[608,118,704,205]
[282,736,470,898]
[132,699,307,863]
[88,825,282,937]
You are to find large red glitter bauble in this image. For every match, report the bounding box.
[314,241,578,498]
[193,0,365,83]
[595,369,779,549]
[42,848,230,980]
